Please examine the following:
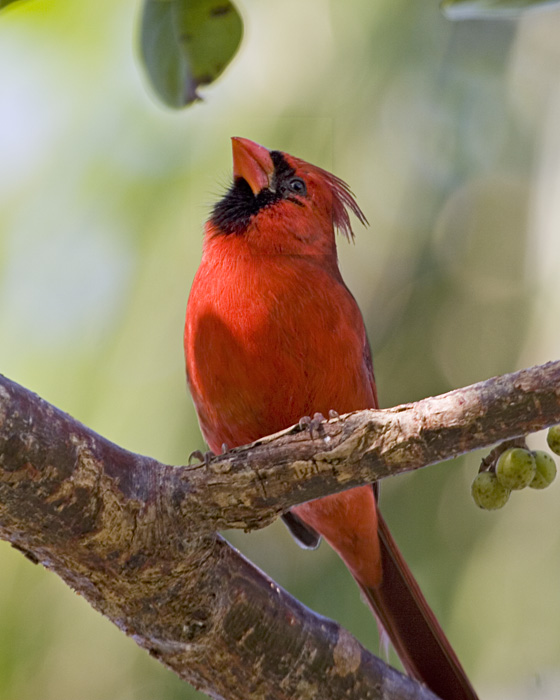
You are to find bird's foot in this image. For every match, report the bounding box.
[299,412,326,438]
[188,449,215,467]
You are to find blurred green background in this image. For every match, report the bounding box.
[1,0,560,698]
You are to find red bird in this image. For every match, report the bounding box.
[184,137,478,700]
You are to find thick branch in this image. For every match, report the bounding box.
[1,361,559,700]
[173,360,560,531]
[0,373,439,700]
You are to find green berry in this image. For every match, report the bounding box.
[530,450,557,489]
[496,447,536,490]
[471,472,510,510]
[546,426,560,457]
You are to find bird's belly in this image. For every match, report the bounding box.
[188,309,322,451]
[185,260,375,452]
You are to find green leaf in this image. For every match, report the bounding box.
[441,0,560,19]
[139,0,243,109]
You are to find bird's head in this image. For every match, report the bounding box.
[207,137,368,259]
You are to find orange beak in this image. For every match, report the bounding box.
[231,137,274,195]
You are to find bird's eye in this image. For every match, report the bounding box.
[285,177,307,196]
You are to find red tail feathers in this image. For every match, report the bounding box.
[359,512,478,700]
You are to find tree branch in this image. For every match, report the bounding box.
[174,359,560,531]
[0,361,559,699]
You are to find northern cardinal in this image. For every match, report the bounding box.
[184,137,478,700]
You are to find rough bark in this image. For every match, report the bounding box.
[177,359,560,531]
[0,360,559,699]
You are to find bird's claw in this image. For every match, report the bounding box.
[299,412,326,438]
[299,415,312,430]
[188,449,215,467]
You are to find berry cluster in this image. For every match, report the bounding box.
[471,427,559,510]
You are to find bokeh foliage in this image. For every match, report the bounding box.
[442,0,560,19]
[1,1,560,698]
